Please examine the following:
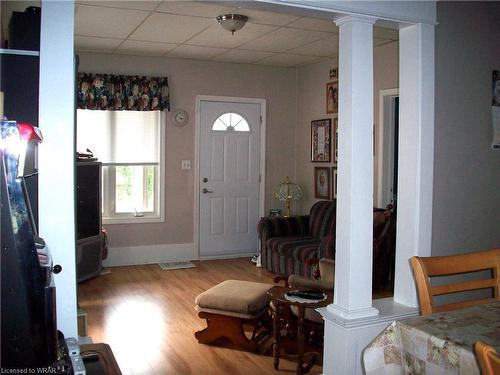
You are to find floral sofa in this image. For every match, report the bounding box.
[258,200,396,290]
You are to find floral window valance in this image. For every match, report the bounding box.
[77,73,170,111]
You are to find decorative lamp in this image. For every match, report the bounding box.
[274,176,303,217]
[216,14,248,35]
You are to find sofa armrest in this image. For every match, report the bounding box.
[318,233,335,260]
[288,274,333,292]
[257,215,309,242]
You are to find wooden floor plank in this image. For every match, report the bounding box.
[78,258,324,375]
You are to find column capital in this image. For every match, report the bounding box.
[335,15,377,27]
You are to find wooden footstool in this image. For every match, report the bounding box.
[195,280,273,352]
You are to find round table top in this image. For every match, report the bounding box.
[268,285,332,308]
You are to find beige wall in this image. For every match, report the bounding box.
[294,59,337,214]
[294,41,399,214]
[78,53,297,247]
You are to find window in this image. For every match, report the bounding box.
[212,112,250,132]
[77,110,164,224]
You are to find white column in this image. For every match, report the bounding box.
[393,23,435,307]
[328,15,378,320]
[39,0,77,337]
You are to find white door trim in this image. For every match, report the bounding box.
[194,95,266,259]
[377,88,399,208]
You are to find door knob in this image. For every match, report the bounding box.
[202,177,208,183]
[202,188,213,194]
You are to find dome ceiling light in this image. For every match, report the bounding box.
[216,14,249,35]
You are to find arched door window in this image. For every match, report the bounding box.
[212,113,250,132]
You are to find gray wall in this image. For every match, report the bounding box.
[433,2,500,255]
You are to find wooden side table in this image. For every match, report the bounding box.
[268,286,332,375]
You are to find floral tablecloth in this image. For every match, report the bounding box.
[363,302,500,375]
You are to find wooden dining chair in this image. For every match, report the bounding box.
[410,248,500,316]
[474,341,500,375]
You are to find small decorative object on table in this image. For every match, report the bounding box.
[274,177,303,217]
[269,208,282,218]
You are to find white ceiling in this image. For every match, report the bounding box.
[74,1,399,67]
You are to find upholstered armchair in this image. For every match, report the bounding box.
[259,201,396,291]
[258,201,336,279]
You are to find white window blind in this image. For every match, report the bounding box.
[77,110,159,164]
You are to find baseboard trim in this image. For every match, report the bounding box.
[198,251,258,261]
[103,243,197,267]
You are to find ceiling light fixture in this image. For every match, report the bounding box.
[216,14,248,35]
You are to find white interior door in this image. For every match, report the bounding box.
[199,100,261,258]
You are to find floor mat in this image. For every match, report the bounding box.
[158,261,196,271]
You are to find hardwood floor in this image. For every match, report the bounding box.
[78,258,324,375]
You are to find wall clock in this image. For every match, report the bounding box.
[172,109,189,127]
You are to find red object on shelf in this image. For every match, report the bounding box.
[17,122,43,142]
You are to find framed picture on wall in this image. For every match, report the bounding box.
[333,117,338,164]
[314,166,331,199]
[332,167,338,199]
[311,118,331,162]
[326,81,338,114]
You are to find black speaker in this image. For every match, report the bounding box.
[76,161,101,240]
[9,7,41,51]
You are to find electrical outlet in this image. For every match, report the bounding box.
[181,160,191,170]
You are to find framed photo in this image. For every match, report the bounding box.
[269,208,282,218]
[326,81,338,114]
[311,118,331,162]
[332,167,338,199]
[314,166,331,199]
[333,117,338,164]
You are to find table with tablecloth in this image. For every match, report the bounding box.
[363,302,500,375]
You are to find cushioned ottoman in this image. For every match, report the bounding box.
[195,280,273,352]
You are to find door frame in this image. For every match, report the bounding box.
[194,95,267,259]
[376,88,399,208]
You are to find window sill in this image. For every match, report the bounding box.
[103,215,164,225]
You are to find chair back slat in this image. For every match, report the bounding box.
[431,278,497,296]
[411,248,500,316]
[422,250,499,276]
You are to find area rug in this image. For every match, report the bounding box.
[158,261,196,271]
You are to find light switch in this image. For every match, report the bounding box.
[181,160,191,170]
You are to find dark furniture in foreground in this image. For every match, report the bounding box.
[258,200,396,290]
[80,343,122,375]
[268,286,331,375]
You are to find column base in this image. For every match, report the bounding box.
[317,298,419,375]
[327,303,379,320]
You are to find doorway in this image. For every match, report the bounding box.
[377,89,399,208]
[196,96,266,259]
